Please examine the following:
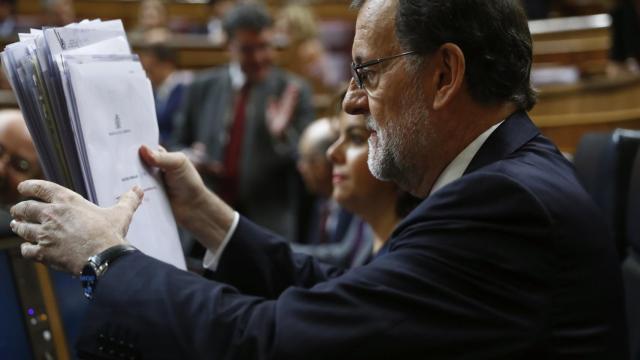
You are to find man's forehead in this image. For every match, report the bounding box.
[1,120,37,158]
[353,0,398,61]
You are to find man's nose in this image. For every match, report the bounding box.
[342,79,369,115]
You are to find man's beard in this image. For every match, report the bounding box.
[366,85,430,192]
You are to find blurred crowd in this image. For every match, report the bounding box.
[1,0,640,270]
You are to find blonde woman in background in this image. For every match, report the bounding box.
[275,4,340,92]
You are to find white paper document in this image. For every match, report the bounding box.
[1,19,186,270]
[64,55,184,268]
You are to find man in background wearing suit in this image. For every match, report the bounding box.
[0,110,41,211]
[172,3,314,242]
[11,0,627,358]
[0,110,90,353]
[138,44,193,147]
[292,117,372,268]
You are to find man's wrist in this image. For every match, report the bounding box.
[202,211,239,271]
[81,244,136,299]
[183,190,236,251]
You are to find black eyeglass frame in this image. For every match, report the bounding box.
[351,50,417,89]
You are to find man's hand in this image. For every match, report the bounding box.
[9,180,143,274]
[139,145,235,251]
[181,142,225,179]
[266,82,300,140]
[139,145,209,228]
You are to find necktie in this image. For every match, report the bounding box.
[220,84,250,206]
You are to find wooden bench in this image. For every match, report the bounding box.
[531,74,640,152]
[530,14,612,75]
[17,0,357,30]
[8,2,635,147]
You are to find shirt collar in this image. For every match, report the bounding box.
[229,62,246,91]
[428,120,504,197]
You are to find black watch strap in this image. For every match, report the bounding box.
[81,244,136,299]
[90,244,136,271]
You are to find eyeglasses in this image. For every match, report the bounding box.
[351,51,417,90]
[0,143,33,174]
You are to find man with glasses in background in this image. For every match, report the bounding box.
[0,110,90,356]
[9,0,627,358]
[0,109,40,211]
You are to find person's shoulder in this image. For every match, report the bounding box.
[181,66,231,101]
[424,169,555,223]
[486,141,592,207]
[489,137,584,202]
[189,66,230,87]
[392,158,606,259]
[403,142,599,233]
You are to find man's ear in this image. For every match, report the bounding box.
[431,43,465,111]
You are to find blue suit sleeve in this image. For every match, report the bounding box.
[75,172,625,359]
[207,216,346,298]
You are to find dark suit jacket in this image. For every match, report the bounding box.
[155,81,185,147]
[76,111,627,359]
[171,65,314,240]
[292,204,373,268]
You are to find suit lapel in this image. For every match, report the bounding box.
[201,68,233,160]
[464,110,540,175]
[380,111,541,258]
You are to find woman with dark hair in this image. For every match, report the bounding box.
[292,108,419,267]
[327,110,420,256]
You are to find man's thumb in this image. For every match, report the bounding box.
[117,186,144,215]
[139,145,186,172]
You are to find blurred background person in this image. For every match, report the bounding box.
[295,117,340,244]
[171,3,314,261]
[0,0,21,38]
[131,0,171,43]
[0,109,88,355]
[138,43,193,147]
[44,0,75,27]
[296,109,421,267]
[202,0,235,46]
[0,109,40,210]
[292,116,366,267]
[274,4,341,93]
[609,0,640,74]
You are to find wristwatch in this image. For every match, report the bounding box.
[80,244,136,299]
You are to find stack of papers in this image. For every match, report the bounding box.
[1,19,186,270]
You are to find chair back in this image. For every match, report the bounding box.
[624,151,640,359]
[573,129,640,259]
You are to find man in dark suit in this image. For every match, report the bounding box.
[10,0,627,358]
[172,3,314,241]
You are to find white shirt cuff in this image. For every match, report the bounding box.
[202,211,240,271]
